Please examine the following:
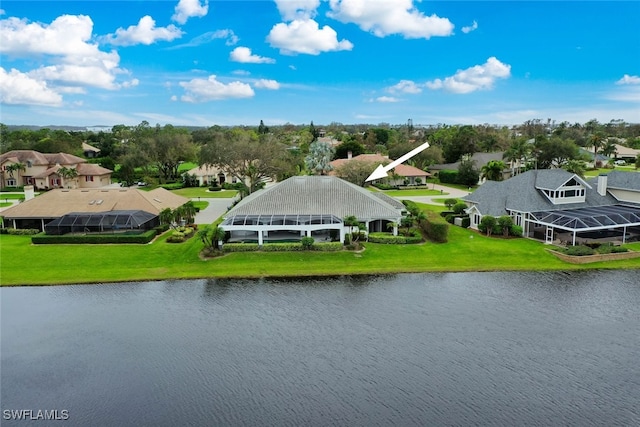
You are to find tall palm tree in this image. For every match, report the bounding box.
[589,132,606,166]
[503,139,530,175]
[480,160,506,181]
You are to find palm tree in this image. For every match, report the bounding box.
[480,160,505,181]
[589,132,606,166]
[343,215,362,243]
[159,208,175,228]
[57,167,78,188]
[563,160,586,178]
[5,162,26,185]
[503,139,530,175]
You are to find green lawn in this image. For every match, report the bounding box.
[0,202,12,207]
[192,201,209,211]
[171,187,238,198]
[382,189,446,197]
[2,213,638,286]
[0,194,27,200]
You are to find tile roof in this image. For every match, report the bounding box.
[226,175,402,221]
[329,154,430,177]
[1,188,189,219]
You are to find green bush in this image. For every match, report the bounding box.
[565,245,595,256]
[439,170,458,184]
[597,244,628,254]
[6,228,40,235]
[453,202,467,215]
[510,225,523,237]
[421,212,448,243]
[368,232,421,244]
[461,217,471,228]
[32,230,156,244]
[301,236,315,249]
[313,242,343,251]
[160,182,184,190]
[209,186,222,192]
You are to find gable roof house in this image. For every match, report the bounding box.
[462,169,640,245]
[1,187,189,232]
[0,150,112,190]
[330,153,431,185]
[220,175,404,244]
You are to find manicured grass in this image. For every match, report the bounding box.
[178,162,198,172]
[0,202,13,207]
[0,194,27,200]
[192,201,209,211]
[2,217,638,286]
[171,187,238,198]
[382,189,446,197]
[431,198,459,204]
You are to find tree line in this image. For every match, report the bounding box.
[1,118,639,189]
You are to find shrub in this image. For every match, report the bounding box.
[368,231,422,244]
[444,199,458,209]
[31,230,156,244]
[565,245,595,256]
[420,211,448,243]
[445,214,455,224]
[453,202,468,215]
[510,225,523,237]
[7,228,40,235]
[597,244,628,254]
[160,182,184,190]
[461,217,471,229]
[439,170,458,184]
[301,236,315,250]
[313,242,343,251]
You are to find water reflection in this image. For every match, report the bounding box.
[2,270,639,427]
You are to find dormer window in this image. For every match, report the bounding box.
[26,160,32,168]
[540,177,587,205]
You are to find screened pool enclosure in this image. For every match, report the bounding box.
[44,210,159,235]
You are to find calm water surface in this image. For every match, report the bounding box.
[2,271,639,426]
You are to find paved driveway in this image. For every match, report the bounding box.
[391,184,471,205]
[193,198,237,224]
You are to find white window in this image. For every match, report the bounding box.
[7,178,16,186]
[86,176,94,182]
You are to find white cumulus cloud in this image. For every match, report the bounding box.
[387,80,422,94]
[267,19,353,55]
[0,67,63,106]
[105,16,183,46]
[461,20,478,34]
[179,75,255,102]
[172,0,208,24]
[327,0,454,39]
[376,96,400,103]
[0,14,129,93]
[230,47,275,64]
[254,79,280,90]
[426,57,511,94]
[275,0,320,20]
[616,74,640,85]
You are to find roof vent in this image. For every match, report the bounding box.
[153,198,162,203]
[96,200,103,205]
[88,200,95,205]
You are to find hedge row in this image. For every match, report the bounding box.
[3,228,40,235]
[368,232,422,244]
[223,241,344,253]
[31,229,157,244]
[420,212,449,243]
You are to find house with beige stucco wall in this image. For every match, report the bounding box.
[0,150,112,190]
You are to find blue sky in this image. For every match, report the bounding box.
[1,1,639,128]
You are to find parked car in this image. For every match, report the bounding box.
[614,160,626,165]
[137,181,148,187]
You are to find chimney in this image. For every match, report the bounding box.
[597,174,608,196]
[24,185,35,201]
[347,151,352,160]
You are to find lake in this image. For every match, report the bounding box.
[2,271,639,426]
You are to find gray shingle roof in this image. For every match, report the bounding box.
[595,170,640,191]
[462,169,622,216]
[226,176,402,221]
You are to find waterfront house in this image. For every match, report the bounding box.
[462,169,640,245]
[220,175,404,244]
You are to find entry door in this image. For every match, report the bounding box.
[546,227,554,244]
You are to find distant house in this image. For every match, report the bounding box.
[185,164,244,187]
[220,175,404,244]
[0,150,112,190]
[82,142,101,158]
[430,152,511,181]
[330,153,430,185]
[462,169,640,245]
[1,187,189,231]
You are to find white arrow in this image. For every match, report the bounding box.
[365,141,430,182]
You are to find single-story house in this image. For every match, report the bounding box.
[220,175,405,244]
[462,169,640,245]
[330,153,431,185]
[1,187,189,231]
[0,150,112,190]
[186,164,245,187]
